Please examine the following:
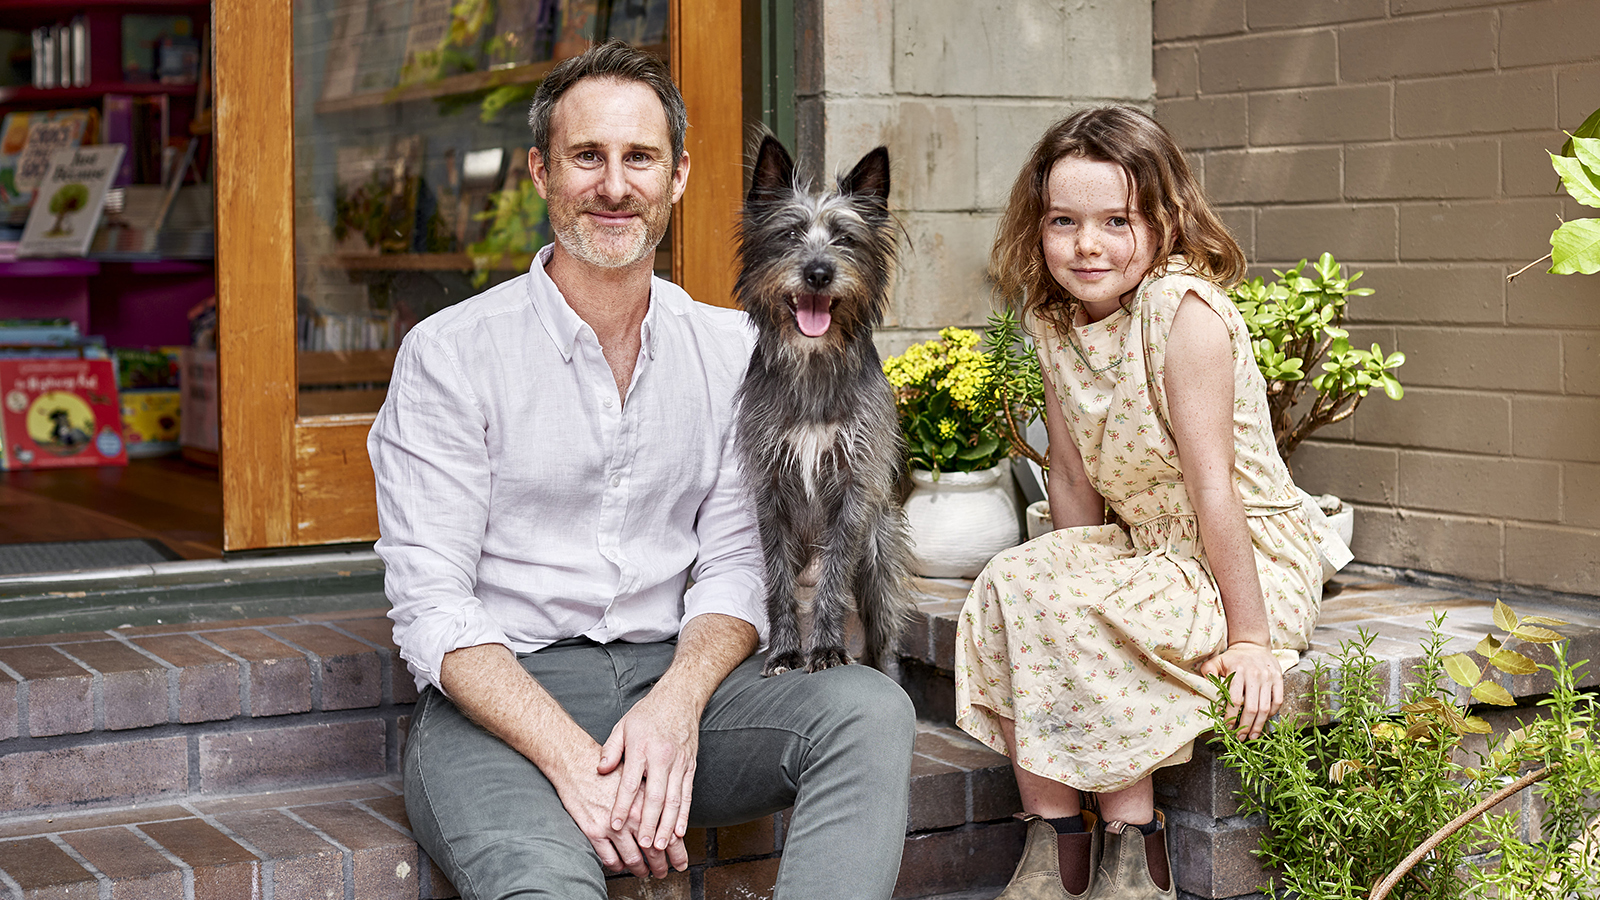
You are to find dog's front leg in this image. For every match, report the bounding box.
[755,494,808,676]
[805,478,875,673]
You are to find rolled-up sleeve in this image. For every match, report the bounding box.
[680,410,768,646]
[369,330,511,693]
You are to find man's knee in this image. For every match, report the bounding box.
[810,665,916,756]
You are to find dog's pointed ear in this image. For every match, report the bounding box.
[749,137,794,205]
[841,146,890,206]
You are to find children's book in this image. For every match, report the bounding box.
[1,109,97,226]
[17,144,126,258]
[0,357,128,470]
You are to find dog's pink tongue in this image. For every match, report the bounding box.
[796,293,832,337]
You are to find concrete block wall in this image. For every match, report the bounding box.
[1154,0,1600,596]
[793,0,1155,354]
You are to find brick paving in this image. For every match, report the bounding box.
[0,572,1595,899]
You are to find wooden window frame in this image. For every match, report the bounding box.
[213,0,743,549]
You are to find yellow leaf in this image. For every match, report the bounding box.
[1493,600,1518,632]
[1471,682,1517,706]
[1510,625,1563,644]
[1403,698,1446,715]
[1460,715,1494,734]
[1520,614,1570,628]
[1406,721,1435,741]
[1328,759,1368,784]
[1489,648,1539,675]
[1444,652,1481,687]
[1476,634,1502,657]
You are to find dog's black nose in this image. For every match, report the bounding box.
[803,261,834,290]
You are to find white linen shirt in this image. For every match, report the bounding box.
[369,245,767,694]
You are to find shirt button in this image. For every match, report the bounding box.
[603,397,614,408]
[610,474,621,487]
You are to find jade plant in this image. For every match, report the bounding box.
[1207,601,1600,900]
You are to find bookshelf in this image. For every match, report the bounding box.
[0,1,215,368]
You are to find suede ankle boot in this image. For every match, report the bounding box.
[997,811,1101,900]
[1086,811,1175,900]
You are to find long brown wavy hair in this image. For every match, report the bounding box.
[990,106,1245,334]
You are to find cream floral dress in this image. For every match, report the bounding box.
[955,260,1350,793]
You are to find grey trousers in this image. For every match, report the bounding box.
[403,639,917,900]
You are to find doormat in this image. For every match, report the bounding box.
[0,539,181,577]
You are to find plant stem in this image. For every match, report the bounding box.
[1368,764,1557,900]
[1506,253,1552,282]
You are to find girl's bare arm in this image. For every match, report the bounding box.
[1163,290,1282,739]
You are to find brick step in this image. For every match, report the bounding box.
[903,572,1600,899]
[0,608,1029,899]
[0,726,1024,900]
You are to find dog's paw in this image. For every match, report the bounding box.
[763,651,805,677]
[806,647,852,673]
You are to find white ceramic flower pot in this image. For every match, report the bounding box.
[1025,499,1053,540]
[904,463,1022,579]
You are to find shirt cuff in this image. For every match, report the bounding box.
[394,603,515,696]
[681,576,768,649]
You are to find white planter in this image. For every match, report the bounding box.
[904,464,1022,579]
[1026,499,1053,540]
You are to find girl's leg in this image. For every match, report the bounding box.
[997,716,1081,816]
[996,716,1093,896]
[1094,775,1171,893]
[1095,776,1152,825]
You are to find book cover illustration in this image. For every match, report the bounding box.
[0,358,128,470]
[1,109,96,226]
[17,144,127,258]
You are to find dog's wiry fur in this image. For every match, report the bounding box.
[734,136,914,676]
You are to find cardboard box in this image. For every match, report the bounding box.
[0,357,128,469]
[120,388,180,457]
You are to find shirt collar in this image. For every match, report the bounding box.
[528,244,662,363]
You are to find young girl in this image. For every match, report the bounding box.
[955,107,1349,900]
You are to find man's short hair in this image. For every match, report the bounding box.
[527,39,688,171]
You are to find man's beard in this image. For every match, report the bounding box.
[547,179,672,270]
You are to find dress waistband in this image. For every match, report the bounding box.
[1108,481,1305,527]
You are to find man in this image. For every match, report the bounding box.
[368,40,916,899]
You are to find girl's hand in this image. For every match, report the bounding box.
[1199,641,1282,739]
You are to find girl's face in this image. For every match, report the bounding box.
[1040,156,1158,322]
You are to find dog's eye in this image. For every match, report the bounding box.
[834,234,855,248]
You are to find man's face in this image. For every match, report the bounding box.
[531,77,689,270]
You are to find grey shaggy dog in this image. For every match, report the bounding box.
[733,136,914,677]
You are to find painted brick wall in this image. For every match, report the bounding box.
[1154,0,1600,595]
[793,0,1155,354]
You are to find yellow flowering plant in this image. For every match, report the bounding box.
[882,327,1009,476]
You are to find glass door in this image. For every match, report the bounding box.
[213,0,742,549]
